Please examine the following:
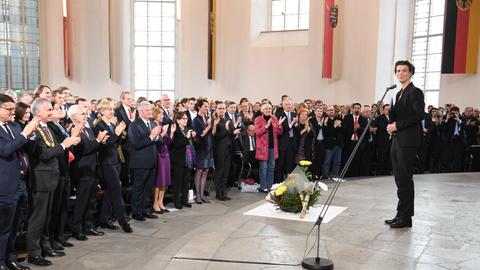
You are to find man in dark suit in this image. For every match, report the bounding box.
[385,60,425,228]
[342,103,367,177]
[225,101,243,187]
[185,97,197,128]
[128,101,163,221]
[212,102,234,200]
[241,124,258,181]
[114,91,136,187]
[160,94,173,125]
[374,104,392,175]
[444,106,467,172]
[68,105,108,241]
[27,98,80,266]
[0,94,38,270]
[417,111,432,173]
[275,98,297,182]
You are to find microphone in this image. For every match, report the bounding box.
[386,84,397,90]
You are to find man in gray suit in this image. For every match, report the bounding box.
[26,98,79,266]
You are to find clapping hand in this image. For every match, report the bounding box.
[62,136,81,148]
[225,120,231,130]
[233,128,241,135]
[70,124,83,138]
[161,124,169,137]
[115,121,126,136]
[334,120,342,128]
[96,130,109,143]
[214,117,221,126]
[21,117,40,137]
[150,126,161,139]
[170,123,177,134]
[278,116,286,126]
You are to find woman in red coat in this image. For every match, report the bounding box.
[255,103,285,192]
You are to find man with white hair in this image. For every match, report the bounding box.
[161,94,173,125]
[128,101,162,221]
[68,105,109,241]
[26,98,80,266]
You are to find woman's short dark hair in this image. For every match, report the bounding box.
[195,98,208,112]
[174,111,187,123]
[14,102,30,122]
[394,60,415,75]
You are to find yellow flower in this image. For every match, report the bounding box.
[275,185,287,196]
[299,160,312,166]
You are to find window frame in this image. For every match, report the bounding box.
[131,0,177,101]
[269,0,310,32]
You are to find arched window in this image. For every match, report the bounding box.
[411,0,445,107]
[0,0,40,91]
[133,0,176,101]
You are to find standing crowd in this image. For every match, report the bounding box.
[0,85,479,269]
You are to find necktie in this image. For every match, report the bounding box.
[287,112,294,137]
[147,121,152,131]
[128,108,133,120]
[41,125,54,144]
[3,123,28,173]
[82,127,91,140]
[353,116,358,142]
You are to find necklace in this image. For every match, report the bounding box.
[37,126,55,148]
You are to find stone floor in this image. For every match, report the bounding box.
[30,172,480,270]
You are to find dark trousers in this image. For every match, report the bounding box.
[275,139,295,182]
[100,165,126,225]
[360,142,374,176]
[49,175,70,243]
[311,142,325,179]
[214,151,231,196]
[390,137,417,219]
[27,191,54,256]
[228,155,242,186]
[376,145,392,175]
[120,147,132,187]
[0,187,25,264]
[446,140,465,172]
[131,168,154,216]
[344,140,363,177]
[72,167,98,234]
[416,143,428,174]
[172,164,190,206]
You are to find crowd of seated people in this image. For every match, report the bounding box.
[0,86,479,269]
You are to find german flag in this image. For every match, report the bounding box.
[442,0,480,74]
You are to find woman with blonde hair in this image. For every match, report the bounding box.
[152,106,172,213]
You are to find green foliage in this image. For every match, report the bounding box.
[271,188,321,213]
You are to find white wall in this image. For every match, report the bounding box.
[39,0,130,99]
[179,0,380,106]
[38,0,388,107]
[439,45,480,109]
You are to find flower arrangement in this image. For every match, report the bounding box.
[270,161,328,218]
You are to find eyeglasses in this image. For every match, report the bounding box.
[0,106,15,112]
[181,117,188,120]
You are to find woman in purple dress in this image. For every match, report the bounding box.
[153,106,172,213]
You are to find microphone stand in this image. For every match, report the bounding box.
[302,85,395,270]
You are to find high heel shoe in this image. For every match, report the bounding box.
[161,208,170,213]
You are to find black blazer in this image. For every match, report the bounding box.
[186,110,196,128]
[114,106,134,130]
[374,114,391,148]
[322,117,344,149]
[343,114,367,144]
[70,125,100,170]
[0,122,29,203]
[390,82,425,148]
[30,125,65,192]
[94,120,123,165]
[162,107,173,125]
[213,118,233,154]
[444,118,467,144]
[275,110,298,151]
[127,118,162,169]
[47,122,69,177]
[169,128,190,167]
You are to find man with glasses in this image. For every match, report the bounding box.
[0,94,38,270]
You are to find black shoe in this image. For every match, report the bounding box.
[223,193,231,200]
[144,213,158,219]
[51,241,64,251]
[389,219,412,228]
[201,198,211,203]
[27,256,52,266]
[85,228,105,236]
[121,223,133,233]
[6,261,30,270]
[174,204,183,209]
[132,214,146,221]
[153,209,164,214]
[182,203,192,208]
[42,250,65,257]
[161,208,170,213]
[216,195,226,201]
[71,232,88,241]
[194,198,203,204]
[56,238,74,247]
[100,222,120,230]
[384,216,398,225]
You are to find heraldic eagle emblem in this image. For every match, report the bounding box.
[457,0,473,11]
[329,5,338,28]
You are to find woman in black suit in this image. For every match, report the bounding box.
[14,101,31,129]
[169,111,196,209]
[93,99,132,233]
[309,107,326,179]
